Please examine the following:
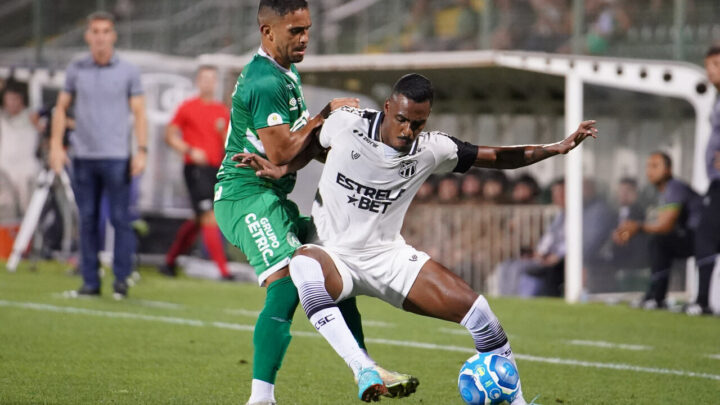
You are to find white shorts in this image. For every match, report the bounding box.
[306,243,431,308]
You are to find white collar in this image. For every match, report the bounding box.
[258,46,290,73]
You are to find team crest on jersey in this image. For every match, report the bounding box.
[286,232,301,248]
[351,150,361,160]
[399,160,418,179]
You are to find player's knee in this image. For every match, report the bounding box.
[289,254,325,285]
[293,245,322,261]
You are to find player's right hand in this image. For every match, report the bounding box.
[232,152,287,180]
[329,97,360,111]
[306,114,325,137]
[48,147,68,174]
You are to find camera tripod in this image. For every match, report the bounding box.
[6,168,77,272]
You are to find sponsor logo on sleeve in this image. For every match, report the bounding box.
[267,112,283,127]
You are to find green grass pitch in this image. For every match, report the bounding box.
[1,261,718,404]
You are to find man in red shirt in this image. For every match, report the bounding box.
[161,65,232,279]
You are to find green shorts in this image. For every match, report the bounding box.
[214,192,311,285]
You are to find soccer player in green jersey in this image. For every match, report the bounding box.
[214,1,416,403]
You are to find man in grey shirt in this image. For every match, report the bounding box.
[689,44,720,315]
[615,152,701,309]
[48,11,148,299]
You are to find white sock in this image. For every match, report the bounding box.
[290,255,375,378]
[461,296,525,403]
[248,379,275,403]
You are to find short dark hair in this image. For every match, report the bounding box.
[651,151,672,169]
[619,177,637,188]
[87,11,115,26]
[391,73,434,106]
[1,80,28,106]
[706,43,720,58]
[258,0,308,19]
[514,173,540,195]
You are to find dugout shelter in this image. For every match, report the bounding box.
[2,49,715,303]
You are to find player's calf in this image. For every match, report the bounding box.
[289,255,376,378]
[461,295,527,404]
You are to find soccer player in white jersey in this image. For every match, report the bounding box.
[234,74,597,403]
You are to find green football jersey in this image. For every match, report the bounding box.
[215,49,309,201]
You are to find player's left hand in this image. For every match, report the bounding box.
[131,151,147,176]
[232,152,286,179]
[553,120,598,154]
[714,151,720,171]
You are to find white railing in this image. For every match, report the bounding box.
[402,203,558,292]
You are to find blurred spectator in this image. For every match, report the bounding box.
[582,178,616,265]
[524,0,571,52]
[48,12,147,299]
[460,168,484,202]
[614,152,701,310]
[615,177,645,223]
[584,0,631,55]
[448,0,480,50]
[497,178,567,297]
[688,44,720,315]
[589,177,649,292]
[480,170,510,204]
[496,177,614,297]
[511,173,541,204]
[415,174,438,203]
[437,173,461,203]
[491,0,536,50]
[401,0,437,52]
[0,82,40,209]
[159,65,232,280]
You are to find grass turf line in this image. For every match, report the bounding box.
[1,261,719,404]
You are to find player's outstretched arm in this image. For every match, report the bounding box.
[474,120,597,169]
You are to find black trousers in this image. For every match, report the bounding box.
[645,230,694,305]
[694,179,720,307]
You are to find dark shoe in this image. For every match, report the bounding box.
[158,263,177,277]
[113,280,128,300]
[66,284,100,298]
[221,273,236,282]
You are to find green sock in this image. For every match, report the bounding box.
[252,276,299,383]
[338,297,367,351]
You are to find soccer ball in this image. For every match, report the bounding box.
[458,353,520,405]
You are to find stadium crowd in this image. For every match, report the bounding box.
[379,0,712,56]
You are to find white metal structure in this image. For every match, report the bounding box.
[493,52,715,302]
[201,50,715,303]
[4,51,714,301]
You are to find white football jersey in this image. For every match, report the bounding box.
[311,107,477,254]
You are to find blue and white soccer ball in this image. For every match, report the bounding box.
[458,353,520,405]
